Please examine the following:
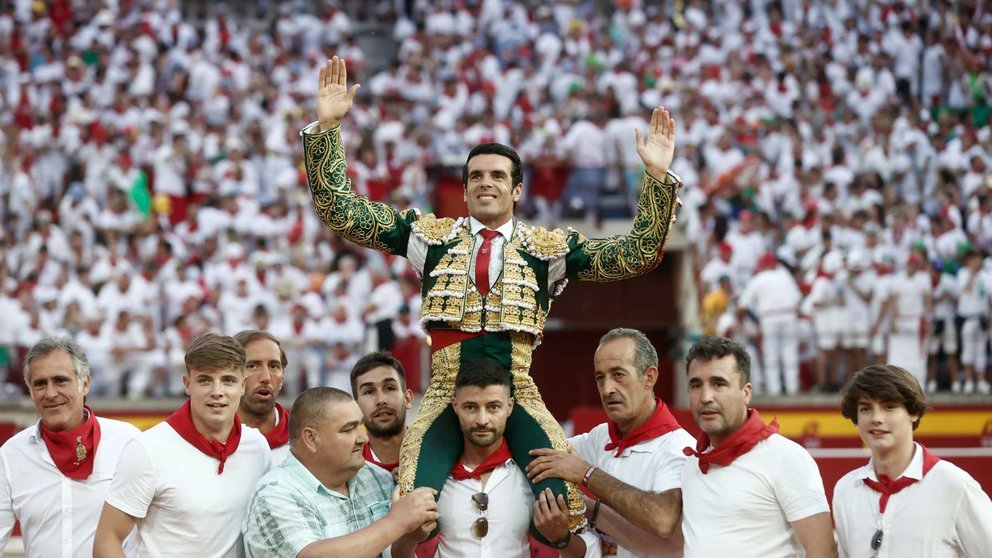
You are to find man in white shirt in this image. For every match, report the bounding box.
[236,330,291,466]
[872,253,933,386]
[527,328,692,558]
[681,336,836,558]
[737,251,803,395]
[350,352,413,475]
[0,337,141,557]
[397,360,600,558]
[93,333,272,558]
[834,364,992,557]
[954,251,991,394]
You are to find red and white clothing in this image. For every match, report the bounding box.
[885,272,932,384]
[434,457,600,558]
[956,267,990,370]
[265,404,291,466]
[738,267,803,395]
[0,417,141,557]
[833,443,992,557]
[569,413,694,558]
[105,420,271,557]
[681,434,830,558]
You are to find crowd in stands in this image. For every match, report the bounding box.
[0,0,990,398]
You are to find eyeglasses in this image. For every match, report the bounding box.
[871,529,883,551]
[471,492,489,539]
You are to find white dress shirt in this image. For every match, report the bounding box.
[0,417,141,557]
[435,458,600,558]
[833,443,992,558]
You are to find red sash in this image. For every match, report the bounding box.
[263,403,290,450]
[363,443,399,472]
[863,445,940,513]
[39,405,101,480]
[166,400,242,474]
[451,438,512,481]
[684,409,779,473]
[604,398,682,457]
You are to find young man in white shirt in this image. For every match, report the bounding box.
[681,336,836,558]
[236,330,291,465]
[0,337,141,557]
[527,328,693,558]
[350,352,413,475]
[396,360,600,558]
[93,333,272,558]
[833,364,992,557]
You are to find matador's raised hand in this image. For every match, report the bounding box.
[635,107,676,179]
[317,56,361,132]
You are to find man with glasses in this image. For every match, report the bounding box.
[243,387,439,558]
[833,365,992,557]
[395,360,600,558]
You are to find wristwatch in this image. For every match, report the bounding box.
[552,532,572,549]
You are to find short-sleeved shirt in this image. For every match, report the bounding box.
[243,453,394,558]
[681,434,830,558]
[570,425,695,558]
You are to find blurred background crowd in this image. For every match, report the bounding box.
[0,0,989,399]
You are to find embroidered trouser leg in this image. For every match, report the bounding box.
[398,331,586,541]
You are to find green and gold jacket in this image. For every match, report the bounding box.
[302,124,681,339]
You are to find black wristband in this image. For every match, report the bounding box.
[590,499,602,530]
[552,532,572,549]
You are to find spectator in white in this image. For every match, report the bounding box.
[93,333,271,558]
[364,265,403,352]
[272,301,322,397]
[807,251,846,391]
[868,252,895,364]
[0,336,141,557]
[682,336,836,558]
[833,365,992,557]
[218,274,260,335]
[561,109,608,222]
[871,253,932,386]
[927,259,959,393]
[236,330,291,466]
[603,106,651,217]
[725,210,766,288]
[349,351,412,475]
[699,241,734,292]
[738,252,803,395]
[841,250,873,378]
[396,359,601,558]
[955,250,991,395]
[527,328,691,557]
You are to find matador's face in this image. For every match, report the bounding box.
[464,154,522,228]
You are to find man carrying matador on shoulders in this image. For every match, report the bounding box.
[300,57,682,542]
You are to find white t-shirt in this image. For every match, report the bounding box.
[434,459,600,558]
[833,444,992,558]
[106,422,271,558]
[570,424,695,558]
[681,434,830,558]
[0,417,141,558]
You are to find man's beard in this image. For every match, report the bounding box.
[240,395,276,419]
[365,413,405,437]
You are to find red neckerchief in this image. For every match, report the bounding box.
[451,438,512,481]
[863,445,940,513]
[166,400,242,474]
[263,403,290,450]
[363,443,399,472]
[39,405,101,480]
[604,397,682,457]
[683,409,779,473]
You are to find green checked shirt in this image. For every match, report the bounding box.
[243,452,394,558]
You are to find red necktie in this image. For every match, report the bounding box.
[863,475,918,514]
[476,229,500,297]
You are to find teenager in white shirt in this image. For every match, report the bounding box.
[833,365,992,557]
[93,333,272,558]
[0,337,140,557]
[681,336,836,558]
[527,328,691,558]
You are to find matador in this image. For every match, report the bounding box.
[302,57,682,541]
